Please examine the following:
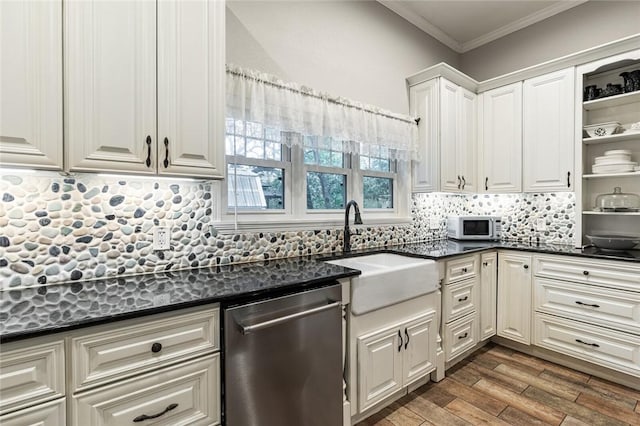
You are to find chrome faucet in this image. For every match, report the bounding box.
[343,200,363,253]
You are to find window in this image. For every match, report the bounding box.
[223,119,406,225]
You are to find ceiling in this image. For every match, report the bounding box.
[378,0,588,53]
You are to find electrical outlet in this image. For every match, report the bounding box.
[153,226,170,250]
[429,218,441,230]
[153,293,171,305]
[536,219,547,232]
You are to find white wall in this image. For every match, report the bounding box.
[460,1,640,81]
[226,0,459,114]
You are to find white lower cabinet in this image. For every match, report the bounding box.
[0,398,66,426]
[497,252,532,345]
[535,313,640,377]
[0,339,65,416]
[71,354,220,426]
[532,254,640,379]
[357,311,436,412]
[443,313,478,361]
[479,252,497,340]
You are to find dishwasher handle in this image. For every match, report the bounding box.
[239,301,341,335]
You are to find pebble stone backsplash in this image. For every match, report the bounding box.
[0,172,575,289]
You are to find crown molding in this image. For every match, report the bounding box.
[379,0,587,54]
[378,0,463,53]
[460,1,588,53]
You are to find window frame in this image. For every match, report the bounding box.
[217,121,411,231]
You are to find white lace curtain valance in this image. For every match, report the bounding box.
[226,65,418,161]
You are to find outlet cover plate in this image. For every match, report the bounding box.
[153,227,170,250]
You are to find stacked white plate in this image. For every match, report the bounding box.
[592,149,637,174]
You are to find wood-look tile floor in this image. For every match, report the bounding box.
[357,343,640,426]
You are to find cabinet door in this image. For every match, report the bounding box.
[402,312,436,386]
[357,327,403,412]
[523,68,574,192]
[0,0,62,170]
[459,88,478,193]
[72,354,220,426]
[440,78,461,192]
[480,82,523,193]
[157,0,225,178]
[65,0,156,174]
[410,80,439,192]
[497,252,532,344]
[480,252,497,340]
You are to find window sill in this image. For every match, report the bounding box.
[213,216,413,234]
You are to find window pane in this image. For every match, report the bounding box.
[306,172,345,210]
[245,138,265,159]
[363,176,393,209]
[228,164,284,210]
[304,137,344,167]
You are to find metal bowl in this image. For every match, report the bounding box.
[586,234,640,250]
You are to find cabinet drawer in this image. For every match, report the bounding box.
[442,277,478,323]
[0,398,66,426]
[71,307,218,392]
[445,255,478,283]
[0,340,65,415]
[444,313,478,362]
[72,354,220,426]
[534,255,640,292]
[535,313,640,378]
[535,278,640,335]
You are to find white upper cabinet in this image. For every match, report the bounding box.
[440,79,459,192]
[410,80,439,192]
[65,0,224,178]
[479,82,523,193]
[458,88,478,193]
[65,0,157,174]
[523,68,575,192]
[0,0,63,170]
[157,0,225,177]
[439,79,477,193]
[411,77,476,193]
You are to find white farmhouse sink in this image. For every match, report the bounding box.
[327,253,439,315]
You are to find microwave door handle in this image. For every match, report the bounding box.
[489,218,494,238]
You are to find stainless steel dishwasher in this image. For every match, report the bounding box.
[224,283,343,426]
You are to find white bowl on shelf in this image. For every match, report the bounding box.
[584,122,621,138]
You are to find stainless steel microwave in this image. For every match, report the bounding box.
[447,216,502,240]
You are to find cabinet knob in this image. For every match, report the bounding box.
[583,270,589,276]
[151,342,163,353]
[523,265,529,269]
[461,267,468,273]
[483,262,488,267]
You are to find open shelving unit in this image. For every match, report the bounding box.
[575,49,640,248]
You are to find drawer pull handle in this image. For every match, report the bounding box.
[458,296,469,302]
[575,339,599,348]
[151,342,163,353]
[398,330,403,352]
[461,175,466,190]
[583,271,589,276]
[458,332,468,340]
[575,301,600,308]
[133,403,178,422]
[163,137,170,168]
[404,328,410,350]
[457,175,461,190]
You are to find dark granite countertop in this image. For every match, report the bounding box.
[2,239,638,343]
[323,240,640,263]
[0,256,360,343]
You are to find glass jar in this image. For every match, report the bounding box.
[595,187,640,212]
